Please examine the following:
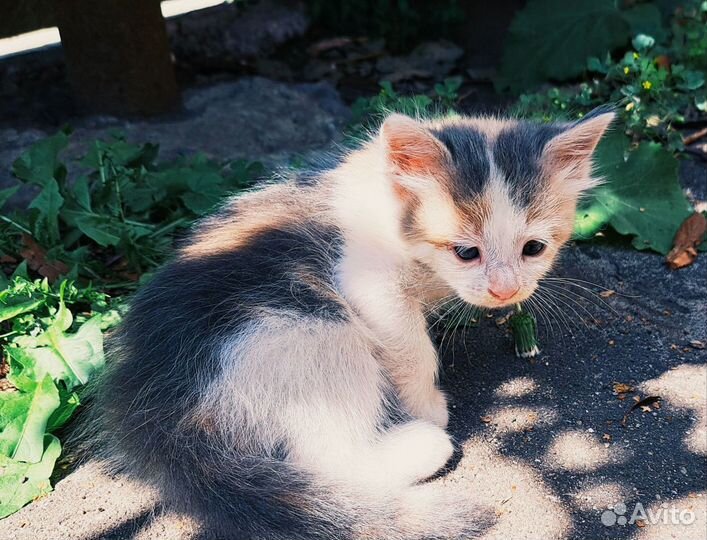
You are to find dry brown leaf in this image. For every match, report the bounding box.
[599,289,616,298]
[19,234,69,282]
[690,340,705,350]
[666,212,707,270]
[480,415,492,424]
[654,54,671,70]
[635,519,646,528]
[621,396,662,427]
[613,382,634,394]
[602,433,612,441]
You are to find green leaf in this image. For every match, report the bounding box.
[28,178,64,245]
[0,298,45,323]
[0,375,60,462]
[45,388,80,433]
[497,0,630,93]
[0,186,19,211]
[10,261,29,280]
[9,314,105,392]
[74,214,121,247]
[622,4,666,43]
[574,132,693,254]
[0,434,61,518]
[181,171,227,215]
[631,33,656,51]
[12,130,70,187]
[70,176,92,211]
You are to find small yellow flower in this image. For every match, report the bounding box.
[624,66,630,75]
[633,52,640,60]
[642,80,653,90]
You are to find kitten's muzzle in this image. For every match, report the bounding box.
[488,286,520,301]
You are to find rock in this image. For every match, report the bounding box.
[0,77,350,209]
[168,1,309,67]
[376,40,464,82]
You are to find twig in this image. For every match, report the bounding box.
[683,126,707,146]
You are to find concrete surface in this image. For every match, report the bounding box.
[1,77,706,540]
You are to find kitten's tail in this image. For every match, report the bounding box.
[139,432,490,540]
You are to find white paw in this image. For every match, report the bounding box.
[378,420,453,485]
[405,421,454,480]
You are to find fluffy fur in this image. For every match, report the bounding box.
[90,111,614,539]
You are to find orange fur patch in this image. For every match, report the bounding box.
[180,183,330,259]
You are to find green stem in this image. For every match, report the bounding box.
[0,215,32,235]
[149,217,187,238]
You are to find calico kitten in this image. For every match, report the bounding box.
[94,110,614,539]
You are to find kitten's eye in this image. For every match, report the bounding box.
[453,245,480,261]
[522,240,546,257]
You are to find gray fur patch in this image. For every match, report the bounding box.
[431,125,491,200]
[492,123,564,207]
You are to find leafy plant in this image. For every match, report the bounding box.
[497,0,666,93]
[2,130,263,282]
[0,277,122,518]
[576,132,693,254]
[509,1,706,254]
[511,2,706,147]
[348,78,462,139]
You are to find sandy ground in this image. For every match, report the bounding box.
[1,77,706,540]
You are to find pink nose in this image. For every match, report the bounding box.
[488,287,520,301]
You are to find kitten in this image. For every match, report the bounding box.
[93,110,613,539]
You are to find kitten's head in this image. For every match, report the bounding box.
[380,111,614,309]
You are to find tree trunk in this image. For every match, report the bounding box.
[55,0,180,116]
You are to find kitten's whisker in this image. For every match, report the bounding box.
[435,299,466,357]
[541,278,622,316]
[523,297,555,341]
[538,285,602,327]
[540,280,619,318]
[532,290,574,340]
[543,276,640,299]
[529,290,565,335]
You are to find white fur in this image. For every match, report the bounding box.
[181,113,610,539]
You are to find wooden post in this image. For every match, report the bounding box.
[55,0,180,116]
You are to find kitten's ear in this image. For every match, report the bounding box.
[543,110,615,193]
[380,114,448,180]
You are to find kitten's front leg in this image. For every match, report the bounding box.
[391,331,449,429]
[338,260,449,427]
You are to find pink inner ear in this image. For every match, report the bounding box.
[381,114,446,176]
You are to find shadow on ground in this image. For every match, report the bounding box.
[440,242,707,539]
[3,242,705,540]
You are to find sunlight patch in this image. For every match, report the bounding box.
[641,364,707,456]
[494,376,539,399]
[545,430,626,472]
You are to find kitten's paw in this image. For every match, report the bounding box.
[412,388,449,429]
[408,421,454,480]
[382,420,453,483]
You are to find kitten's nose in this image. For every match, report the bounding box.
[487,268,520,301]
[488,286,520,301]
